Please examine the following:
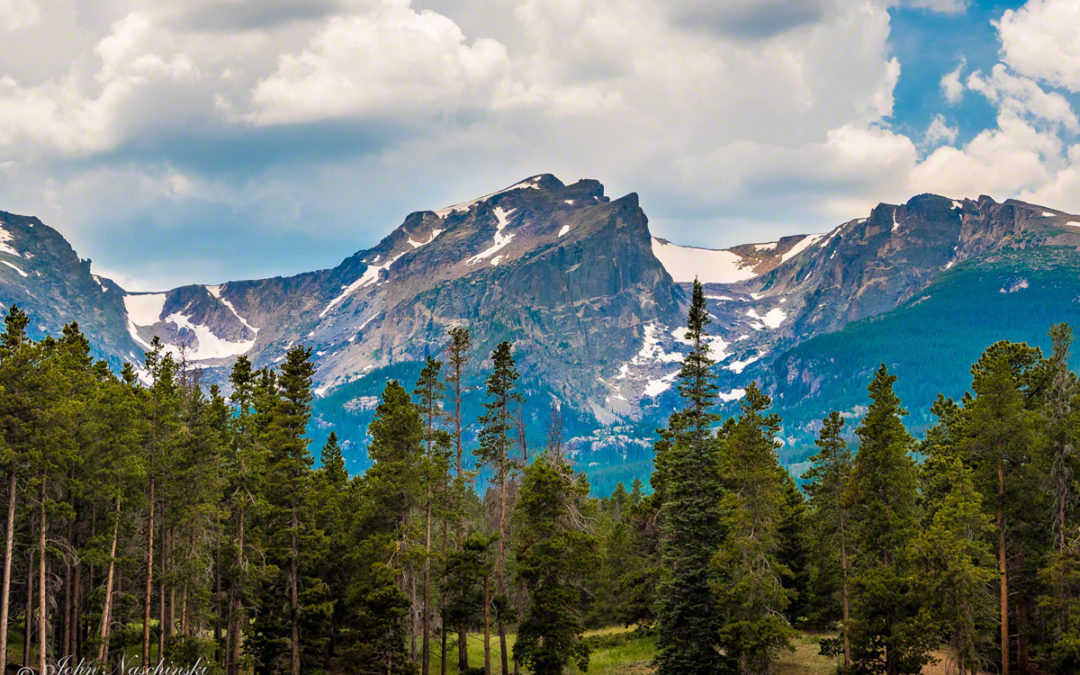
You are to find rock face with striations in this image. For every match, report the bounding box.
[4,177,1080,490]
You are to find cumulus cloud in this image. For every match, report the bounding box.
[1,0,1080,289]
[940,59,965,103]
[249,4,509,125]
[966,64,1079,132]
[997,0,1080,92]
[924,114,958,146]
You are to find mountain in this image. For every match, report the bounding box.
[3,178,1080,493]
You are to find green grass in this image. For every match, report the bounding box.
[426,627,846,674]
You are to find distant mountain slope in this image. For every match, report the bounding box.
[3,179,1080,493]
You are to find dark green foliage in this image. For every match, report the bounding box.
[654,278,727,674]
[714,383,796,674]
[512,455,598,674]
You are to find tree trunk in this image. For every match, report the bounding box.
[159,521,167,661]
[23,543,32,668]
[998,460,1009,675]
[483,575,491,675]
[497,457,509,675]
[38,479,47,675]
[422,491,432,675]
[229,500,245,675]
[0,471,15,669]
[290,504,300,675]
[840,510,851,668]
[97,502,119,662]
[143,477,155,670]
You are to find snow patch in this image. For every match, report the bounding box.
[124,293,167,326]
[1,260,27,277]
[435,176,543,217]
[1042,211,1056,217]
[92,275,109,293]
[407,229,444,249]
[0,224,19,258]
[644,372,679,398]
[705,294,734,301]
[558,224,570,238]
[754,242,777,251]
[209,287,259,334]
[951,200,963,210]
[892,209,901,232]
[564,199,575,205]
[718,388,746,402]
[163,312,256,360]
[1066,221,1080,228]
[319,253,405,318]
[725,353,762,374]
[1000,279,1030,294]
[745,307,786,329]
[466,207,516,266]
[651,238,757,284]
[781,233,828,262]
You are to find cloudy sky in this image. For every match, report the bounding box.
[1,0,1078,290]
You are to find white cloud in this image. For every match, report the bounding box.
[997,0,1080,92]
[940,59,965,103]
[966,64,1079,132]
[2,0,1080,289]
[923,114,957,146]
[250,4,509,125]
[0,0,39,32]
[903,0,968,14]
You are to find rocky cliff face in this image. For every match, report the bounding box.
[3,179,1080,490]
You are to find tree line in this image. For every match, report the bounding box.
[1,275,1080,674]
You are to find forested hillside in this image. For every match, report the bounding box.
[2,286,1080,674]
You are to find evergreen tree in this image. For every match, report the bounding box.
[654,279,726,674]
[848,365,932,674]
[714,383,796,674]
[960,341,1043,675]
[802,411,854,663]
[512,455,597,675]
[475,341,524,674]
[910,456,996,674]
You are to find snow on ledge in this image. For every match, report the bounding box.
[651,238,757,284]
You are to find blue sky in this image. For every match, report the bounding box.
[0,0,1078,290]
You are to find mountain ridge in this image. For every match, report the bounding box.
[4,177,1080,491]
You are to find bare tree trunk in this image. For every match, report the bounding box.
[422,492,432,675]
[290,505,300,675]
[998,460,1009,675]
[0,471,15,669]
[38,479,47,675]
[98,502,120,662]
[840,510,851,668]
[143,477,155,670]
[23,545,32,668]
[159,522,167,661]
[483,575,491,675]
[497,458,509,675]
[229,500,245,675]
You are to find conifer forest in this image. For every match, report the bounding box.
[4,280,1080,675]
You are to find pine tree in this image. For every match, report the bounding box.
[654,279,726,674]
[346,379,423,674]
[714,383,796,674]
[848,365,932,675]
[444,326,473,672]
[512,455,597,675]
[910,456,996,673]
[414,356,450,675]
[802,411,854,663]
[961,341,1043,675]
[475,340,524,674]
